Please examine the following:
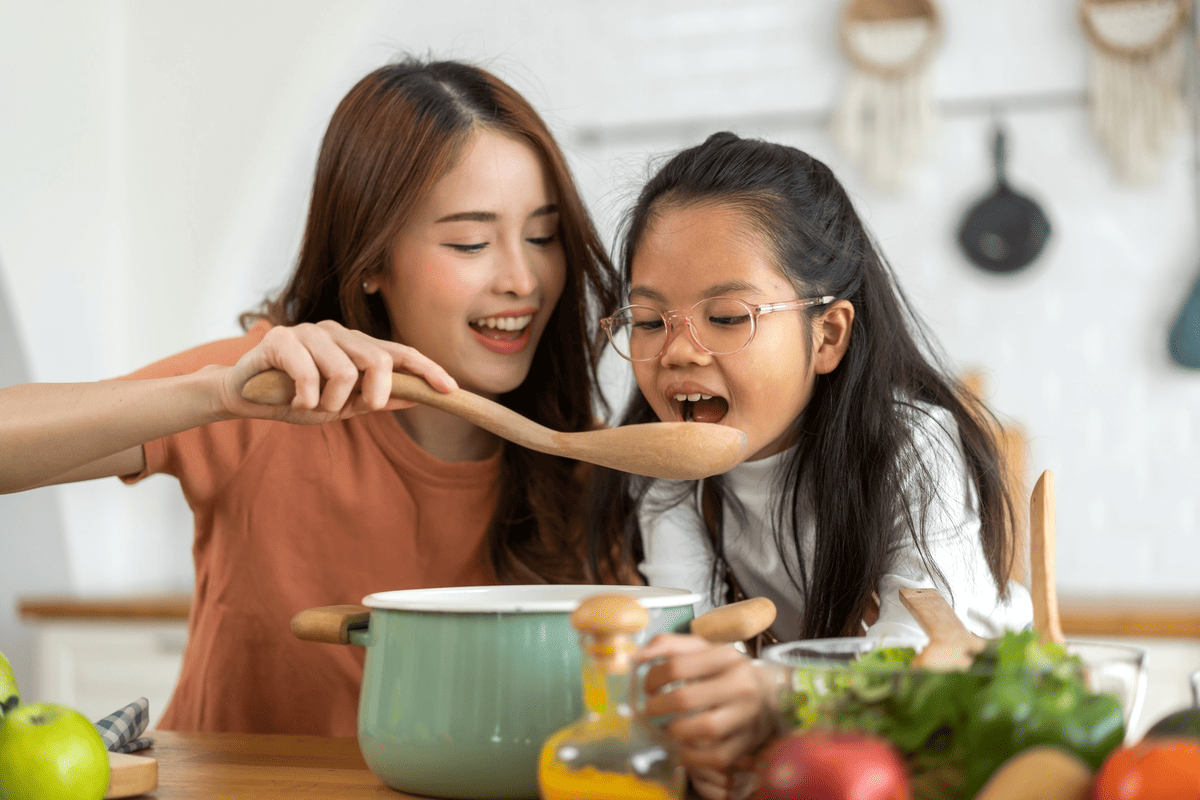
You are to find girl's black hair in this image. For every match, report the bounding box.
[588,132,1017,638]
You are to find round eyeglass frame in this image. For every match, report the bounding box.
[600,295,836,362]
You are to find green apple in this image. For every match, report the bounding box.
[0,652,17,714]
[0,702,110,800]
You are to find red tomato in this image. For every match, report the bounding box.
[755,729,912,800]
[1092,738,1200,800]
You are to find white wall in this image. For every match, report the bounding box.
[1,1,1197,648]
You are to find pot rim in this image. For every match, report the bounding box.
[361,584,703,613]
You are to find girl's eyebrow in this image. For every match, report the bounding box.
[435,204,558,224]
[629,280,762,304]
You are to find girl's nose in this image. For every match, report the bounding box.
[495,245,538,297]
[658,320,712,367]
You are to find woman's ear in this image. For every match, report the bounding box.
[813,300,854,375]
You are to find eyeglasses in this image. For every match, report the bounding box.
[601,295,835,362]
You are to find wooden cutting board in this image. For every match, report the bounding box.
[105,751,158,798]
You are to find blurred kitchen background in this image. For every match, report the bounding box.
[2,1,1198,732]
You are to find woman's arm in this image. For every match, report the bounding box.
[0,372,222,492]
[0,321,456,493]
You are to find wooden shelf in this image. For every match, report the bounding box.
[18,592,192,622]
[16,592,1200,638]
[1060,594,1200,639]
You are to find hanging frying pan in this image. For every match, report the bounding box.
[1168,271,1200,368]
[957,124,1052,274]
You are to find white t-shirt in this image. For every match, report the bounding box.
[638,402,1033,643]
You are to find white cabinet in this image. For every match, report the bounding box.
[31,621,186,729]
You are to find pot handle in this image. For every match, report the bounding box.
[689,596,776,645]
[291,604,370,645]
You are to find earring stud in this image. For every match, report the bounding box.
[362,280,372,293]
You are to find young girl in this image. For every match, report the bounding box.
[587,132,1033,799]
[0,58,622,736]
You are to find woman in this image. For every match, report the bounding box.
[0,58,622,735]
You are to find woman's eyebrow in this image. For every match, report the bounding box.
[435,204,558,225]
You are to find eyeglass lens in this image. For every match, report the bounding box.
[608,297,756,360]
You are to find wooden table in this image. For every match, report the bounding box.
[142,730,431,798]
[138,731,701,799]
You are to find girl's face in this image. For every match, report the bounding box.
[378,129,567,399]
[629,203,844,461]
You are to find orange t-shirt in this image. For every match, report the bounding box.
[120,323,500,735]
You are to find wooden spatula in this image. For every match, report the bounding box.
[243,370,748,481]
[1030,470,1065,645]
[899,587,986,670]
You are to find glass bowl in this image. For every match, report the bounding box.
[759,632,1146,800]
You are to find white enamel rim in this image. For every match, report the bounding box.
[362,585,704,613]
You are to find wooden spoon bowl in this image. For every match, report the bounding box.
[242,370,748,481]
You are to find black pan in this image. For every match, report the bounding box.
[958,124,1051,274]
[1169,271,1200,369]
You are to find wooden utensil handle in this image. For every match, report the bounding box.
[241,370,561,451]
[291,605,370,645]
[689,597,777,645]
[899,587,986,650]
[1030,470,1065,644]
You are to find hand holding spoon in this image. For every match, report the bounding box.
[242,369,748,481]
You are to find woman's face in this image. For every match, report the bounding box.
[628,203,823,461]
[379,129,567,399]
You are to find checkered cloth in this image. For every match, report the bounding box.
[93,697,154,753]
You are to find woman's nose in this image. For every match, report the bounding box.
[495,245,538,297]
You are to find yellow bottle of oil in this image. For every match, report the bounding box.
[538,594,686,800]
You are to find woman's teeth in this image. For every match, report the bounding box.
[673,393,713,402]
[473,314,533,331]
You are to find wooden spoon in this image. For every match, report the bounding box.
[1030,470,1066,645]
[899,587,986,670]
[242,370,748,481]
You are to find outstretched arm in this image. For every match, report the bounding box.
[0,320,455,493]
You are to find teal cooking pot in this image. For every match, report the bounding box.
[292,585,702,799]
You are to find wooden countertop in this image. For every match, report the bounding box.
[140,731,697,799]
[135,730,421,798]
[19,591,1200,637]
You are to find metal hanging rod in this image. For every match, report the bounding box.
[571,88,1090,148]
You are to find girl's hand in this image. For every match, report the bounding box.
[636,634,775,800]
[219,321,457,423]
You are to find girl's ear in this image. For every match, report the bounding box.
[813,300,854,375]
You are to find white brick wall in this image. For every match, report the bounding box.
[2,0,1197,601]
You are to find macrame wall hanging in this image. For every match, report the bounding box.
[832,0,943,191]
[1080,0,1190,184]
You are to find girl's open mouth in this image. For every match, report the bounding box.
[672,392,729,424]
[470,313,534,354]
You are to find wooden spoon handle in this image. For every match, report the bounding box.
[1030,470,1065,645]
[689,597,777,645]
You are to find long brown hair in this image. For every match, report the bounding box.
[247,58,619,584]
[589,133,1017,635]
